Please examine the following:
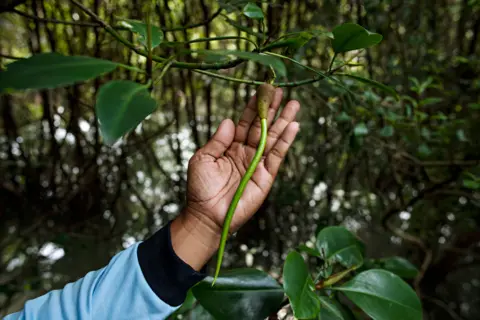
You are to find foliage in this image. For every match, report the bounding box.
[172,227,421,319]
[1,0,480,319]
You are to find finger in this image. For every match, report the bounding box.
[233,94,257,143]
[246,88,283,148]
[265,121,300,177]
[264,100,300,154]
[198,119,235,159]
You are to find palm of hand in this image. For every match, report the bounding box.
[186,89,300,234]
[187,141,271,232]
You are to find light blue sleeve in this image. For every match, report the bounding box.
[3,243,178,320]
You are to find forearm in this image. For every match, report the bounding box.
[4,214,210,320]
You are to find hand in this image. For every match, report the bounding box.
[171,88,300,270]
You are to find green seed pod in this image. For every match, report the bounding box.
[256,83,275,120]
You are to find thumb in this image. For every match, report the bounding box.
[199,119,235,158]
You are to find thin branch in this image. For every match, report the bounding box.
[163,8,222,32]
[11,7,222,32]
[166,36,258,50]
[12,8,103,27]
[400,152,480,167]
[0,53,25,60]
[70,0,244,71]
[193,69,325,87]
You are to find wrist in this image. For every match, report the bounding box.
[170,207,221,271]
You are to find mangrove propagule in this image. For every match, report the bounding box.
[212,83,276,285]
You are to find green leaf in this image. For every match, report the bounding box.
[456,129,468,142]
[242,2,264,19]
[337,73,398,100]
[467,103,480,109]
[196,50,286,76]
[378,257,419,279]
[463,179,480,190]
[336,112,352,122]
[120,19,164,49]
[418,143,432,156]
[316,226,364,268]
[189,304,216,320]
[334,269,422,320]
[0,53,117,92]
[218,0,250,13]
[353,123,369,136]
[298,244,322,257]
[318,296,354,320]
[379,125,394,137]
[419,97,442,107]
[96,80,157,145]
[332,23,383,53]
[264,32,314,53]
[283,251,320,319]
[192,268,284,320]
[169,290,196,319]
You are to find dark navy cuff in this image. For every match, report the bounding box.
[137,221,207,306]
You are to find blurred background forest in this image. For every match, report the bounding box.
[1,0,480,319]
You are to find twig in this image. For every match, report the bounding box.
[163,8,222,32]
[193,69,325,87]
[423,296,466,320]
[12,8,104,27]
[69,0,244,71]
[0,53,25,60]
[400,152,480,167]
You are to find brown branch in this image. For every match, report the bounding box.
[400,152,480,167]
[11,8,104,27]
[163,8,222,32]
[0,0,27,13]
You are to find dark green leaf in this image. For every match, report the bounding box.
[319,265,333,279]
[418,143,432,156]
[337,73,398,100]
[354,123,369,136]
[316,226,364,268]
[196,50,286,76]
[0,53,117,92]
[192,268,284,320]
[467,103,480,109]
[218,0,250,13]
[379,125,394,137]
[334,269,422,320]
[169,290,196,319]
[189,304,216,320]
[242,2,264,19]
[336,112,352,122]
[318,296,354,320]
[263,32,313,53]
[298,244,322,257]
[96,80,157,145]
[378,257,419,279]
[332,23,383,53]
[419,97,442,107]
[463,179,480,190]
[283,251,321,319]
[120,19,164,49]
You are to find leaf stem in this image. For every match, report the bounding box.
[328,53,337,73]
